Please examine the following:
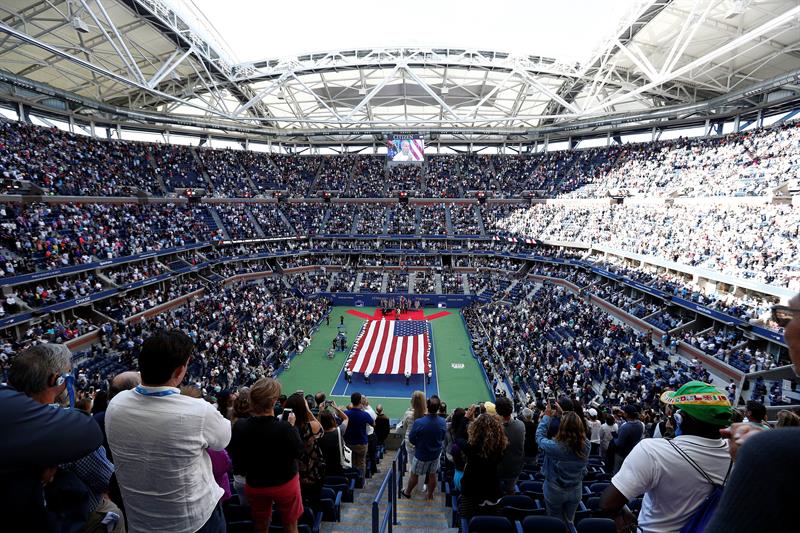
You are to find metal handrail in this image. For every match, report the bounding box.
[372,446,407,533]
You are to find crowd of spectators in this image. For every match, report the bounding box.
[497,202,800,288]
[389,204,417,234]
[2,119,798,199]
[6,112,800,533]
[17,274,103,308]
[0,120,158,196]
[359,271,384,292]
[465,284,709,408]
[441,271,464,294]
[563,122,800,198]
[416,205,445,234]
[385,271,409,293]
[197,148,252,198]
[105,260,167,286]
[425,155,463,197]
[349,156,385,197]
[0,202,218,273]
[414,271,436,294]
[238,150,286,191]
[315,156,354,191]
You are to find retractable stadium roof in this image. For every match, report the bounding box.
[0,0,798,144]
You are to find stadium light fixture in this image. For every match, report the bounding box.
[71,16,90,34]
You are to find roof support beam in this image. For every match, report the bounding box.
[400,65,461,120]
[345,65,400,120]
[85,0,146,84]
[584,4,800,115]
[0,20,232,119]
[289,73,344,122]
[517,70,580,114]
[147,47,193,89]
[658,0,714,77]
[232,73,291,117]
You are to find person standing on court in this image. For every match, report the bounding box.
[400,395,447,501]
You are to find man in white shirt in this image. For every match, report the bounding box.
[106,330,232,533]
[600,381,733,533]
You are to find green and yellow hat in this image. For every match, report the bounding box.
[659,381,732,427]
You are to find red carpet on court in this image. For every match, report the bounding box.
[346,308,451,321]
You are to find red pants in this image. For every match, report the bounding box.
[245,474,304,524]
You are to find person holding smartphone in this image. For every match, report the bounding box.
[535,401,591,528]
[228,378,304,533]
[318,401,351,477]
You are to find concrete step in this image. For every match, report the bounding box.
[325,448,454,532]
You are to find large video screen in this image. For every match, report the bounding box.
[386,134,425,163]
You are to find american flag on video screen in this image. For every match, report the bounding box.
[408,138,424,161]
[347,320,430,374]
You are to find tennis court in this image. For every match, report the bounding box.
[277,306,492,419]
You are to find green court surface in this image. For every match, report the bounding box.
[277,306,492,419]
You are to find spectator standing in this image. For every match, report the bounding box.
[587,408,602,455]
[599,413,618,458]
[776,409,800,427]
[0,344,106,533]
[704,296,800,533]
[106,330,231,533]
[397,390,426,459]
[181,386,234,504]
[744,400,771,429]
[458,412,508,520]
[374,404,391,447]
[15,345,123,533]
[445,408,469,489]
[520,407,539,464]
[608,405,644,472]
[343,392,376,478]
[318,404,350,477]
[283,392,325,509]
[227,377,304,533]
[496,396,526,494]
[536,405,590,526]
[400,395,447,501]
[601,381,732,533]
[92,371,140,461]
[229,387,252,502]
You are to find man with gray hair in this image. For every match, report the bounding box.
[520,407,539,464]
[0,343,107,532]
[94,371,142,461]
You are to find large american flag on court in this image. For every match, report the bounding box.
[346,320,431,375]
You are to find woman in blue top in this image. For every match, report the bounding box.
[536,402,591,527]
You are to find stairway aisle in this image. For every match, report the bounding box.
[322,450,457,533]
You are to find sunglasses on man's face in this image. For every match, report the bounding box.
[771,306,800,328]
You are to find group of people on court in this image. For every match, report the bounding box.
[379,296,421,317]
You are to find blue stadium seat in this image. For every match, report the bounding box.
[319,487,342,522]
[520,515,568,533]
[576,518,616,533]
[465,515,516,533]
[499,494,541,522]
[227,521,254,533]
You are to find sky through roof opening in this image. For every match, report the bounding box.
[175,0,645,66]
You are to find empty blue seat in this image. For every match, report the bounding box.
[499,494,540,521]
[576,517,616,533]
[466,515,516,533]
[520,515,568,533]
[227,521,254,533]
[589,482,610,494]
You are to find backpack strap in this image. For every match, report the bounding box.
[667,439,732,487]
